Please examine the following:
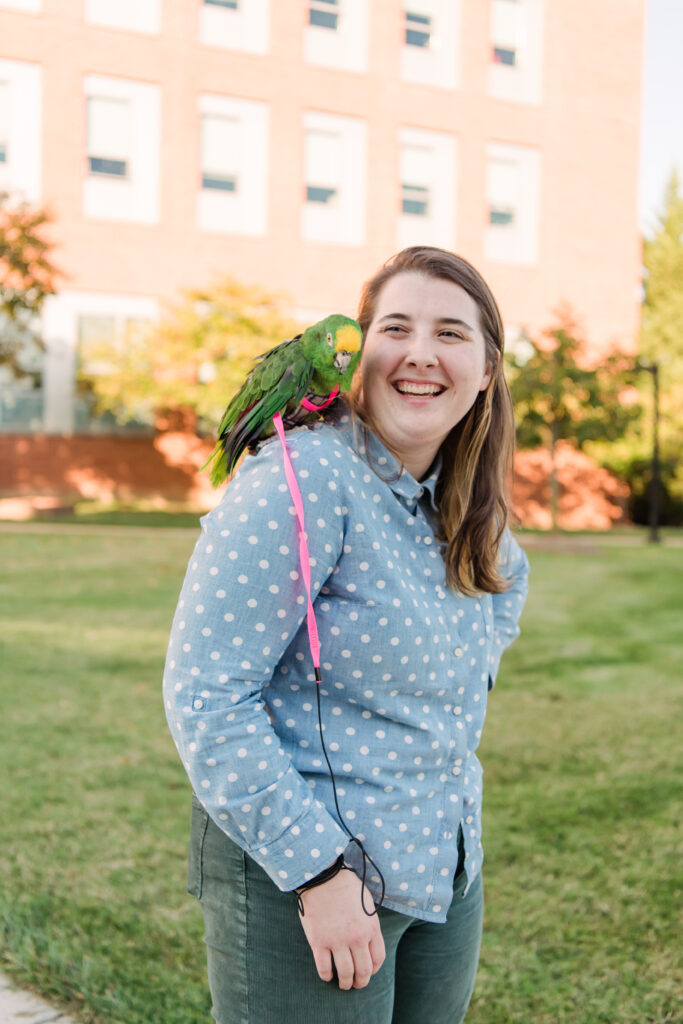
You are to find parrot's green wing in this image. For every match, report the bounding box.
[207,343,314,485]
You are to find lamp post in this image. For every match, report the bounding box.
[636,359,660,544]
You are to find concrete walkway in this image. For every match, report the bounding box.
[0,974,77,1024]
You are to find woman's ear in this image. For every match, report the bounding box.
[479,349,499,392]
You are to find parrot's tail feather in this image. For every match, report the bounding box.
[222,411,264,474]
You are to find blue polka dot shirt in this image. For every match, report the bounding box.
[163,406,529,923]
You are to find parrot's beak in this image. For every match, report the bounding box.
[334,351,352,374]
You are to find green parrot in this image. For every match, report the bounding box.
[205,313,362,486]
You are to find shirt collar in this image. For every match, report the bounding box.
[331,404,441,513]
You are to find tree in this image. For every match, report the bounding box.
[80,279,301,433]
[0,191,59,383]
[507,309,639,529]
[638,168,683,518]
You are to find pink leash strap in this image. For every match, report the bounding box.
[272,412,321,672]
[300,387,339,412]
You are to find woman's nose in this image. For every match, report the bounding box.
[405,332,438,366]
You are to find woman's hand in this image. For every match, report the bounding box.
[296,868,386,990]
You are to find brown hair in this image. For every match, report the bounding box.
[349,246,515,595]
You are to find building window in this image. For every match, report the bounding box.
[397,127,455,250]
[301,111,366,246]
[0,58,42,202]
[489,0,542,104]
[197,94,268,236]
[0,82,9,164]
[485,142,540,264]
[199,0,269,55]
[309,0,339,30]
[0,0,41,12]
[405,9,432,48]
[304,0,368,72]
[87,97,130,178]
[487,157,516,226]
[400,0,459,90]
[400,145,432,216]
[304,130,340,206]
[201,115,240,192]
[83,75,160,224]
[491,0,520,66]
[85,0,161,35]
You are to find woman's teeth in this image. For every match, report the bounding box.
[394,382,445,396]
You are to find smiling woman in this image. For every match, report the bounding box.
[163,245,529,1024]
[358,273,493,480]
[350,246,515,597]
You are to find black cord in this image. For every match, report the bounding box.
[313,667,386,916]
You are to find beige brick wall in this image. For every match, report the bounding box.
[0,0,644,351]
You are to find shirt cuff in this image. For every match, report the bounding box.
[246,798,349,892]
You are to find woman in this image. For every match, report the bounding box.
[163,246,529,1023]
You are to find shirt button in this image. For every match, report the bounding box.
[424,536,433,545]
[193,699,203,709]
[454,647,463,657]
[453,706,462,715]
[443,831,453,840]
[451,766,461,776]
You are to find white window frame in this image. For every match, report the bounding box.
[84,0,161,35]
[86,96,131,180]
[0,58,41,202]
[41,291,158,435]
[400,0,460,90]
[0,0,41,12]
[485,141,540,265]
[0,81,9,167]
[197,94,268,237]
[199,0,269,55]
[489,0,543,105]
[397,127,456,251]
[304,0,368,72]
[83,75,161,225]
[301,111,366,247]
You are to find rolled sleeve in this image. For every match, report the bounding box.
[163,430,349,889]
[488,530,530,688]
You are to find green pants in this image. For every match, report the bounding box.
[189,796,484,1024]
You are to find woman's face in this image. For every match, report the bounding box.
[359,271,493,480]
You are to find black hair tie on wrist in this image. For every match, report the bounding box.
[294,854,351,916]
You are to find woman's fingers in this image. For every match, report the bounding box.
[297,869,385,990]
[350,944,374,989]
[332,947,355,991]
[313,947,334,983]
[369,931,386,974]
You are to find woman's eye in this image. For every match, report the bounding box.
[383,324,406,334]
[440,330,465,341]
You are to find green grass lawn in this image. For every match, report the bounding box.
[1,527,681,1024]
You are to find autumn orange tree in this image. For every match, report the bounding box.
[507,309,639,529]
[0,191,59,383]
[81,279,300,433]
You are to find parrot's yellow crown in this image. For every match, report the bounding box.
[335,323,362,353]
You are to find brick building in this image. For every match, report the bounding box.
[0,0,645,522]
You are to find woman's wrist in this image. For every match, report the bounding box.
[293,855,350,913]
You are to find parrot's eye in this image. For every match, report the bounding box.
[326,332,334,348]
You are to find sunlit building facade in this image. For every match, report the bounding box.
[0,0,645,434]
